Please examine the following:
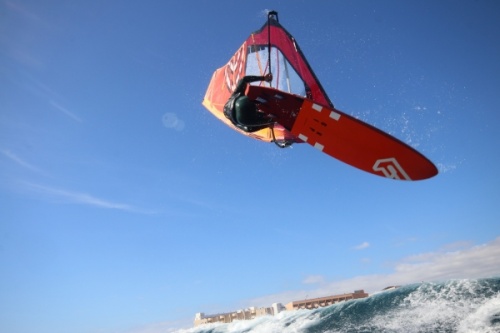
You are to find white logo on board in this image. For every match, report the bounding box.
[373,158,411,180]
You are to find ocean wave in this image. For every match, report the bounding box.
[179,277,500,333]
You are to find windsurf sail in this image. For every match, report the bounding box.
[202,11,331,144]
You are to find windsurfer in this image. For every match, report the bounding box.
[223,74,275,132]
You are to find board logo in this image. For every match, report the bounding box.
[373,158,411,180]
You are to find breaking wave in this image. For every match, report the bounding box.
[176,277,500,333]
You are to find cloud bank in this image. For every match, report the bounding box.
[247,237,500,307]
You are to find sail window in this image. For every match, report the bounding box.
[246,46,306,97]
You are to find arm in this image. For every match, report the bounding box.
[233,74,273,95]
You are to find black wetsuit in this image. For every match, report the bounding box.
[223,76,272,133]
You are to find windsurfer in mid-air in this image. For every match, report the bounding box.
[224,74,275,132]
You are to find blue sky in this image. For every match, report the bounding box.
[1,1,500,332]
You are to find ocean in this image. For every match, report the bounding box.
[178,277,500,333]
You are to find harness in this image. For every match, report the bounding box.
[223,92,293,147]
[223,92,253,132]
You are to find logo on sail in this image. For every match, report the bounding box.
[224,44,246,92]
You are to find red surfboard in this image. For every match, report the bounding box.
[247,85,438,181]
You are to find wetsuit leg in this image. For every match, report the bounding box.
[234,98,269,124]
[236,109,269,126]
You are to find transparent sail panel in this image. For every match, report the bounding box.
[246,46,306,97]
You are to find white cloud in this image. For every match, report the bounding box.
[245,237,500,307]
[50,100,82,122]
[122,319,193,333]
[22,182,151,213]
[353,241,370,250]
[302,275,325,285]
[1,149,42,173]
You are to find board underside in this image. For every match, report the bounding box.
[247,85,438,181]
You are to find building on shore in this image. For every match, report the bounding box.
[285,289,368,311]
[194,290,367,327]
[194,303,285,327]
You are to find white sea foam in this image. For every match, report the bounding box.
[369,279,499,333]
[176,278,500,333]
[458,294,500,333]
